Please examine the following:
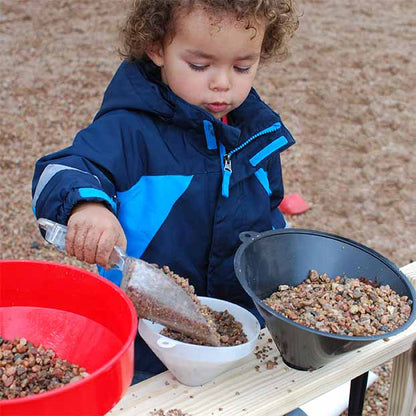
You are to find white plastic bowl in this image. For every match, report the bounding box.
[138,296,261,386]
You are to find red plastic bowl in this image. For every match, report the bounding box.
[0,260,137,415]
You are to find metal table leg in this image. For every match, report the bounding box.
[348,372,369,416]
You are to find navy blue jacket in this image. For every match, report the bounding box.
[32,60,295,375]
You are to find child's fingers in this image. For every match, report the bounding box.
[83,227,100,264]
[65,221,79,257]
[73,225,89,262]
[66,202,126,267]
[96,230,119,268]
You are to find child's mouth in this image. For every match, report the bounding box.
[205,102,228,113]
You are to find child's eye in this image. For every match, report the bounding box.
[188,63,208,71]
[234,66,250,73]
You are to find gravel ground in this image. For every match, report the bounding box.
[1,0,415,414]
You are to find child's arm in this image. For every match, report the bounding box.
[66,201,126,268]
[268,154,287,229]
[267,121,296,229]
[32,112,141,251]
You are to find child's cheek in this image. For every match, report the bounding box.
[175,77,205,106]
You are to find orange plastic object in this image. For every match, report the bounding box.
[0,260,137,416]
[279,193,310,215]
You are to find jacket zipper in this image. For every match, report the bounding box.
[222,121,282,197]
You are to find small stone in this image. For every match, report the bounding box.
[31,240,40,250]
[349,305,360,314]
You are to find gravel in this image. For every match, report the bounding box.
[263,270,412,336]
[161,308,248,346]
[1,0,415,414]
[0,337,88,400]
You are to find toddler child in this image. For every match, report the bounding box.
[32,0,299,381]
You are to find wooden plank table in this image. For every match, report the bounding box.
[109,262,416,416]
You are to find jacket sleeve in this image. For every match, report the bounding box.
[267,122,294,229]
[32,111,138,224]
[267,154,287,229]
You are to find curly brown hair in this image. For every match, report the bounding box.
[119,0,299,63]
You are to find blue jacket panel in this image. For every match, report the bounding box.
[32,60,295,374]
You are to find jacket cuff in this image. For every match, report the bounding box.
[60,187,117,224]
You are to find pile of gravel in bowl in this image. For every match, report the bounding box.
[263,270,412,336]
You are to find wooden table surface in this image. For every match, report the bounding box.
[109,262,416,416]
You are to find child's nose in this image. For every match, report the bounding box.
[209,70,231,92]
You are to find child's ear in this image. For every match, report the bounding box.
[146,42,165,67]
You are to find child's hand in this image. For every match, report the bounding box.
[66,202,127,268]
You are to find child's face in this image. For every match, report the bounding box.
[147,8,266,119]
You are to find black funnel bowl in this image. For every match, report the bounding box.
[234,229,416,371]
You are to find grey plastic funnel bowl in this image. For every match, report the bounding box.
[234,229,416,371]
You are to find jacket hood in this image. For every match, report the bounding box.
[95,59,174,121]
[94,60,287,142]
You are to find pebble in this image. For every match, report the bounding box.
[263,270,411,336]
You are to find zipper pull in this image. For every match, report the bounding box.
[222,154,232,198]
[224,154,232,172]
